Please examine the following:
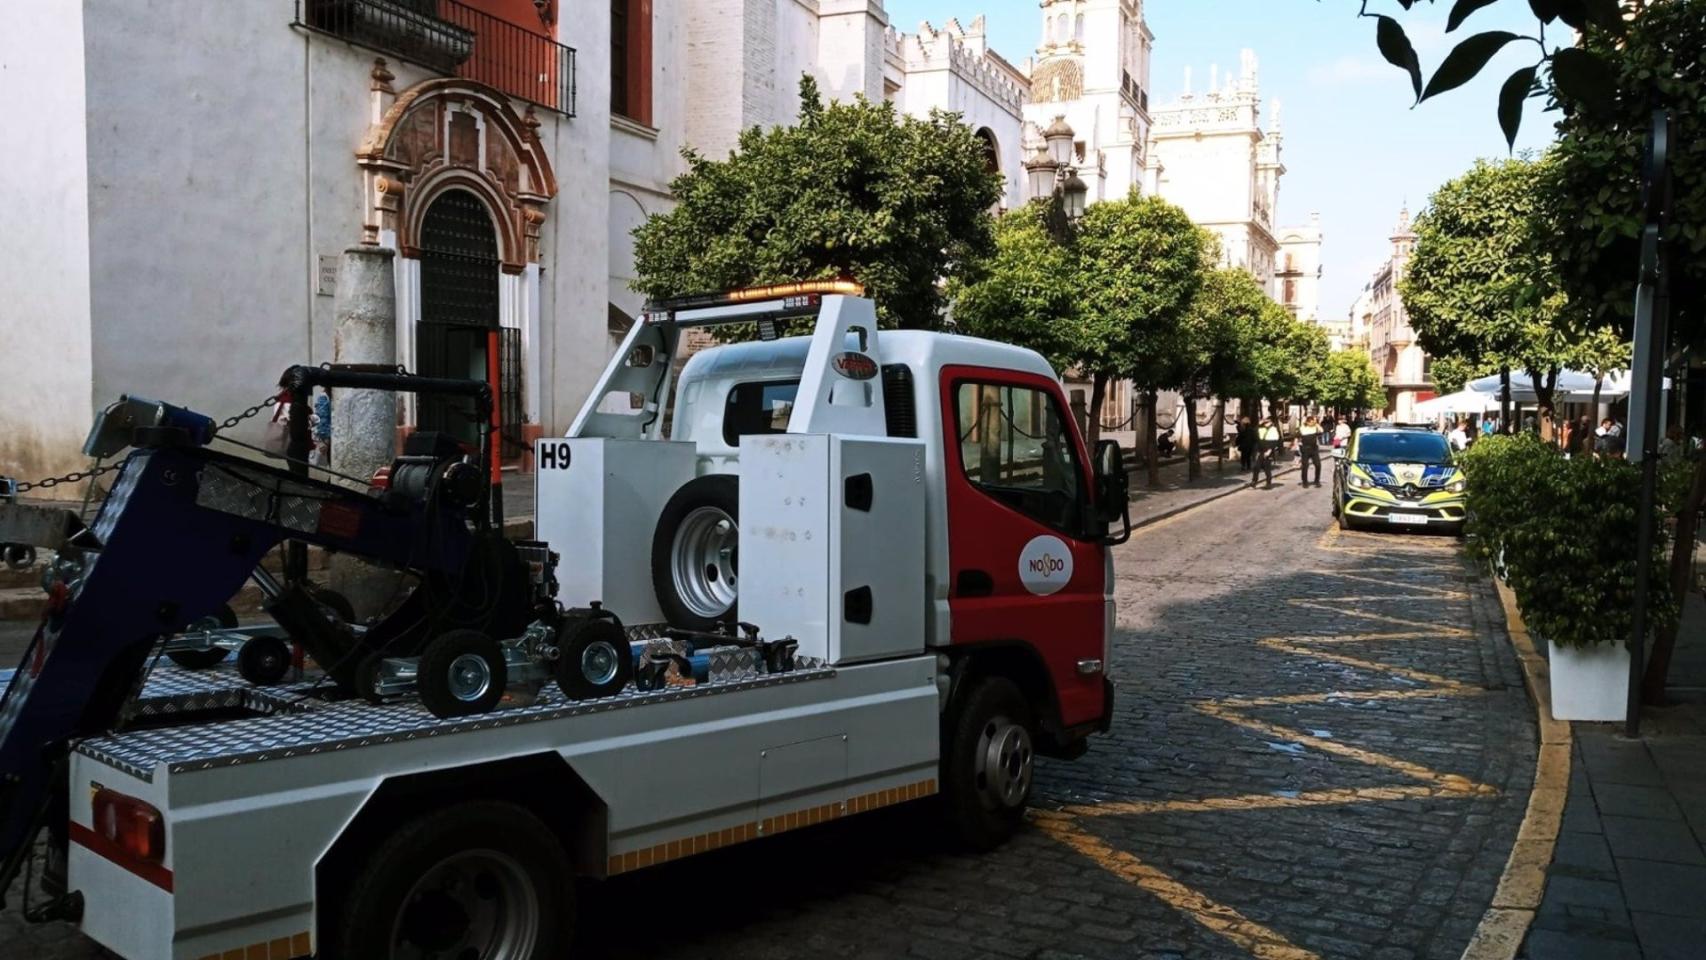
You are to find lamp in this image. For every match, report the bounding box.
[1062,171,1089,220]
[1044,116,1075,167]
[1024,147,1059,202]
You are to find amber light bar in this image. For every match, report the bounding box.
[646,279,866,314]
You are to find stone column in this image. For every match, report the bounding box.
[327,247,400,619]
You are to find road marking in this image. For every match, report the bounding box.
[1035,817,1322,960]
[1287,599,1471,635]
[1037,492,1507,960]
[1062,783,1479,818]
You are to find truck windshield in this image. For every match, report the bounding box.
[1356,432,1450,465]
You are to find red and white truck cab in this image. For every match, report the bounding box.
[38,282,1127,959]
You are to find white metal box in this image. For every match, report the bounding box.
[739,435,926,664]
[534,437,698,624]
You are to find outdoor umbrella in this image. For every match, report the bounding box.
[1414,389,1496,418]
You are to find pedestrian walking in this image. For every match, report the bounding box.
[1251,417,1282,488]
[1296,415,1323,486]
[1236,416,1256,471]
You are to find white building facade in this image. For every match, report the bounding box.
[1362,207,1433,420]
[1021,0,1154,204]
[3,0,690,482]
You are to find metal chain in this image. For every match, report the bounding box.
[9,391,281,494]
[216,392,282,433]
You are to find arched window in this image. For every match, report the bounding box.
[1074,14,1084,41]
[1056,14,1067,43]
[1045,14,1054,42]
[974,128,1000,174]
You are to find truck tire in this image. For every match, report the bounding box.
[651,474,740,630]
[418,629,508,718]
[332,800,572,960]
[940,676,1035,851]
[556,617,633,700]
[166,603,238,669]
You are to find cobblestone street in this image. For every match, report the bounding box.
[2,477,1535,959]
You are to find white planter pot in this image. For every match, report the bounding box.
[1548,639,1630,722]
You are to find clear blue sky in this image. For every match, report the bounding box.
[884,0,1558,322]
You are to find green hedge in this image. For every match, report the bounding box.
[1456,435,1675,649]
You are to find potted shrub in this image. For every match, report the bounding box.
[1500,456,1675,721]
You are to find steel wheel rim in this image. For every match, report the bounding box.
[447,653,494,703]
[670,506,738,619]
[581,640,619,687]
[391,848,540,960]
[974,715,1033,810]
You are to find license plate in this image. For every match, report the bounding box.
[1388,513,1429,525]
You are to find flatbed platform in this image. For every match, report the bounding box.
[1,633,835,783]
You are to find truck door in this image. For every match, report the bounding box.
[939,367,1108,729]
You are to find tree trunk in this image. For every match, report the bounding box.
[1213,399,1227,473]
[1144,389,1160,488]
[1530,368,1557,443]
[1185,394,1202,481]
[1642,455,1706,705]
[1088,373,1108,450]
[1499,366,1512,433]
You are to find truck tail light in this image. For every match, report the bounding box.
[369,465,392,491]
[93,788,165,864]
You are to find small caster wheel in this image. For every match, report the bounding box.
[237,635,292,686]
[354,651,389,705]
[3,544,35,571]
[556,618,632,701]
[418,630,506,719]
[166,603,237,669]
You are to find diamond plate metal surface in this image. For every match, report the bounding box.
[76,652,834,782]
[194,464,327,535]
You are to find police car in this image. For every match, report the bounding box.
[1331,427,1466,533]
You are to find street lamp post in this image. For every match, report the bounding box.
[1025,116,1089,241]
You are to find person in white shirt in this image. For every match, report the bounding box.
[1333,420,1352,449]
[1448,421,1470,452]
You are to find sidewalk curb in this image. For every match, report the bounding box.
[1459,580,1571,960]
[1126,465,1303,533]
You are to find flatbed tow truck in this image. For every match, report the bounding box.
[0,283,1128,959]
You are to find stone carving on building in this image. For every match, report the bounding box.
[355,62,558,273]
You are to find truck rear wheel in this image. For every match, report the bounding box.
[941,676,1035,851]
[333,800,572,960]
[651,474,740,630]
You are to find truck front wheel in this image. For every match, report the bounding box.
[941,676,1035,851]
[333,800,572,960]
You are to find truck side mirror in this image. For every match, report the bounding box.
[1093,439,1131,545]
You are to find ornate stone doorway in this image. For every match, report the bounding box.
[416,188,501,446]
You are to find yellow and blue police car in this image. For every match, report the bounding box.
[1331,427,1466,533]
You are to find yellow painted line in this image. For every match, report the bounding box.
[1215,686,1483,709]
[1287,599,1471,635]
[1197,703,1498,795]
[1320,591,1471,602]
[1062,783,1478,819]
[1036,817,1321,960]
[1459,580,1573,960]
[1303,569,1471,597]
[1259,638,1474,691]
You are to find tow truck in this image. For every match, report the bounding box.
[0,282,1128,959]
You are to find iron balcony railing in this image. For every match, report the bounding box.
[297,0,576,116]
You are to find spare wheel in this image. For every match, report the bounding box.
[651,474,739,630]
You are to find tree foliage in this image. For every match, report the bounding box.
[632,76,1003,329]
[1342,0,1632,147]
[947,208,1080,374]
[1317,349,1389,413]
[1550,0,1706,343]
[1401,156,1585,410]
